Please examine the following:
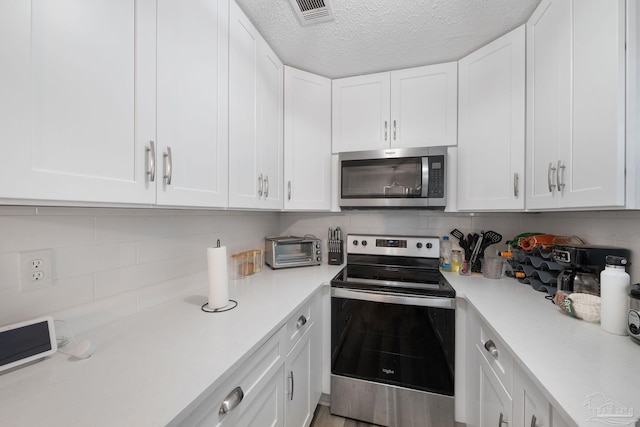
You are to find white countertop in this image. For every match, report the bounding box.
[444,271,640,426]
[1,265,638,426]
[0,264,343,427]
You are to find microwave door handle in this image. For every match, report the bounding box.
[422,157,430,198]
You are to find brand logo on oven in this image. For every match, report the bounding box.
[381,368,395,375]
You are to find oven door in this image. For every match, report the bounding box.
[331,287,455,396]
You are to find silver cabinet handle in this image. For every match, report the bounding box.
[384,121,388,141]
[393,119,397,140]
[264,175,269,198]
[557,160,565,191]
[513,173,519,198]
[499,412,508,426]
[530,415,538,427]
[484,339,499,358]
[296,315,307,329]
[163,147,173,185]
[219,386,244,415]
[258,174,263,197]
[288,181,292,200]
[547,162,556,193]
[288,371,295,401]
[146,141,156,182]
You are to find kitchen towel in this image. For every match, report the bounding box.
[207,245,229,309]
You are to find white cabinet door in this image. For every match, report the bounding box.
[525,0,564,210]
[0,0,156,204]
[228,0,283,210]
[283,67,332,211]
[332,73,391,153]
[559,0,625,208]
[479,350,513,427]
[229,0,260,209]
[390,63,458,148]
[526,0,625,210]
[242,366,285,427]
[285,329,313,427]
[156,0,228,208]
[513,367,551,427]
[258,43,284,210]
[457,25,525,211]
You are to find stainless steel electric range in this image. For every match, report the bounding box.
[330,234,455,427]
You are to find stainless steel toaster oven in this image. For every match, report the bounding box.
[265,236,323,269]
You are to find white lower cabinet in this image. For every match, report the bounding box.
[513,368,550,427]
[463,303,575,427]
[478,351,513,427]
[285,329,313,427]
[174,292,322,427]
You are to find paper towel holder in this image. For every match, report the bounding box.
[201,299,238,313]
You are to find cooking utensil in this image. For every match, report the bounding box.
[469,231,484,270]
[450,228,469,260]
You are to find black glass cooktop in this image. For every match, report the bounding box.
[331,264,455,298]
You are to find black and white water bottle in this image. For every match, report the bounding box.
[600,255,630,335]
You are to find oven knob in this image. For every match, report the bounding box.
[361,240,368,246]
[416,242,423,249]
[315,244,320,249]
[316,250,321,255]
[426,243,433,249]
[352,240,358,246]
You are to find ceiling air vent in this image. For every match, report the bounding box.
[288,0,335,26]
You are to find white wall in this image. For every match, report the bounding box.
[281,210,640,281]
[0,206,279,333]
[2,207,640,334]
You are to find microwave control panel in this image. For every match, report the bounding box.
[427,155,445,198]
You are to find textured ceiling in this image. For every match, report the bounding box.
[234,0,541,79]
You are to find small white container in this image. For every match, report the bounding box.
[600,256,630,335]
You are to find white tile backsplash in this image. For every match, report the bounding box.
[2,206,640,334]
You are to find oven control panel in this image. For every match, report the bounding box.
[347,234,440,258]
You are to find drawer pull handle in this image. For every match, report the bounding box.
[499,412,508,426]
[484,339,499,358]
[296,315,307,329]
[218,386,244,415]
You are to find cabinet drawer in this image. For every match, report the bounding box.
[477,325,513,394]
[285,296,317,355]
[177,325,287,426]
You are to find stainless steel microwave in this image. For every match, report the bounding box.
[338,147,447,209]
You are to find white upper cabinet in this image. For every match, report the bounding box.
[332,64,458,153]
[332,73,391,153]
[0,0,156,204]
[283,67,332,211]
[457,25,525,211]
[390,63,458,149]
[156,0,229,208]
[526,0,626,210]
[228,0,283,210]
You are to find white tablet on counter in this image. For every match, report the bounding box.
[0,316,57,373]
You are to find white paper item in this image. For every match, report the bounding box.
[207,246,229,309]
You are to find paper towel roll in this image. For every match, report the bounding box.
[207,246,229,310]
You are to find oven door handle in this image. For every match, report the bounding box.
[331,287,455,309]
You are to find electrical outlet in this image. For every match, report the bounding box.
[20,249,53,292]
